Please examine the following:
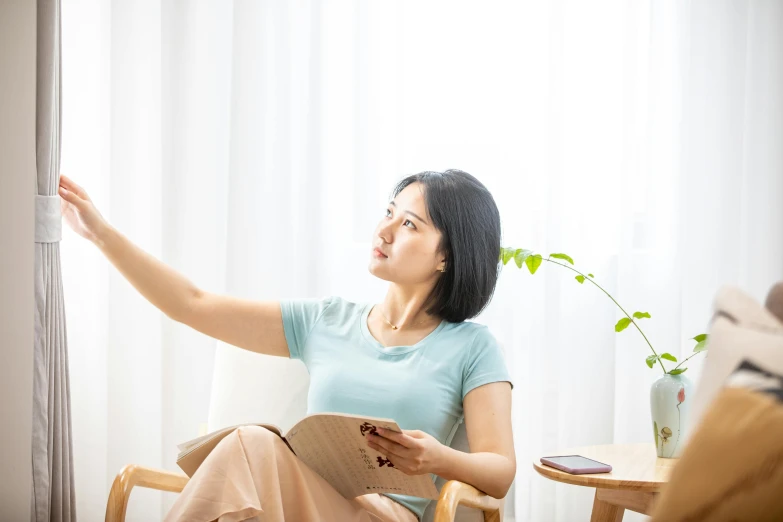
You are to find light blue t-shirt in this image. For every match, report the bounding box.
[280,295,513,521]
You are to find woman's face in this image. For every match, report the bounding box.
[368,182,446,285]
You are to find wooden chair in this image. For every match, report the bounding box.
[104,346,507,522]
[104,465,503,522]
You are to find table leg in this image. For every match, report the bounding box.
[589,489,659,521]
[590,490,624,522]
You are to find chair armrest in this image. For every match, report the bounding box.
[434,480,503,522]
[104,466,502,522]
[105,464,190,522]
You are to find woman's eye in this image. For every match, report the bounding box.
[384,209,415,229]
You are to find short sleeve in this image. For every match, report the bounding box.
[279,295,335,361]
[462,326,514,400]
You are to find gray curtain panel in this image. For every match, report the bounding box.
[32,0,76,520]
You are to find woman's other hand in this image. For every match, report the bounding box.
[365,427,446,476]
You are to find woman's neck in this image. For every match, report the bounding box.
[378,285,439,329]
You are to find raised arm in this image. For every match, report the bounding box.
[59,174,291,358]
[177,290,289,357]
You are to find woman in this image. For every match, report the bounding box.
[59,169,515,522]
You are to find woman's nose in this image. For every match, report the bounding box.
[377,220,394,240]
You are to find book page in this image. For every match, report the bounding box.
[284,412,440,500]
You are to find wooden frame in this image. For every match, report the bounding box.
[105,464,503,522]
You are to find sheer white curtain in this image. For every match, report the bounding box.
[61,0,783,520]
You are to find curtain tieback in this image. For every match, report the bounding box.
[35,195,62,243]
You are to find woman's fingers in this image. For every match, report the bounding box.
[58,185,83,207]
[59,173,73,188]
[59,173,81,194]
[59,174,89,200]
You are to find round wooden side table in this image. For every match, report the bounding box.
[533,443,678,521]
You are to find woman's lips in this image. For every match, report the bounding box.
[373,248,388,258]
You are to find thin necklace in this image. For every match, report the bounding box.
[377,305,436,330]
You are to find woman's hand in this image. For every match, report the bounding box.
[365,427,446,476]
[58,173,108,243]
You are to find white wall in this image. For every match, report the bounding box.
[0,0,36,518]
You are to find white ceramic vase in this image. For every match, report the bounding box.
[650,373,693,458]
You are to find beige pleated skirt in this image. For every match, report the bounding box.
[164,426,420,522]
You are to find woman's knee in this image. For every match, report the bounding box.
[235,425,284,446]
[231,426,293,459]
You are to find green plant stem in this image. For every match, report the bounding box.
[672,351,700,371]
[544,257,668,374]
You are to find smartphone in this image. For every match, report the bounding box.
[540,455,612,474]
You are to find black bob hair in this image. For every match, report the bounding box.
[389,169,502,324]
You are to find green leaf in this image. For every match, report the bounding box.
[669,368,687,375]
[525,254,543,275]
[513,249,533,269]
[633,311,652,319]
[660,353,677,362]
[500,247,514,265]
[615,317,633,332]
[549,253,574,265]
[654,421,659,449]
[588,273,595,278]
[692,334,708,353]
[646,355,658,369]
[575,275,585,284]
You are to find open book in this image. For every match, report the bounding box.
[176,412,440,500]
